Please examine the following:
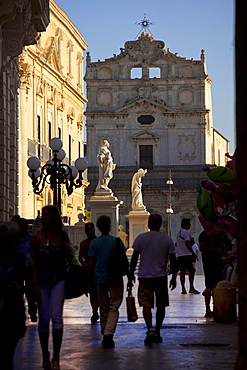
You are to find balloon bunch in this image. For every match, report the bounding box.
[197,152,237,237]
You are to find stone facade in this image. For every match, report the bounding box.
[0,0,50,221]
[85,33,230,243]
[18,0,88,225]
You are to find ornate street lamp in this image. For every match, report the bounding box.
[27,137,88,211]
[166,170,173,237]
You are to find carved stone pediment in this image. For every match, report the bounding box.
[115,98,176,114]
[124,33,165,64]
[131,130,160,142]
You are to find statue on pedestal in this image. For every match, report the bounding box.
[96,140,116,190]
[131,168,147,210]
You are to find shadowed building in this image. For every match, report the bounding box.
[0,0,50,221]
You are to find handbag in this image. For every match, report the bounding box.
[108,237,129,283]
[126,287,138,322]
[65,260,88,299]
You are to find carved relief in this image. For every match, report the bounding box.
[19,52,31,86]
[124,82,166,106]
[98,67,112,79]
[179,89,193,104]
[124,33,165,64]
[180,65,193,77]
[97,90,112,106]
[178,135,196,161]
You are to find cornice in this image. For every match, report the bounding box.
[50,0,88,50]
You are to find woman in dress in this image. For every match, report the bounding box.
[31,205,73,370]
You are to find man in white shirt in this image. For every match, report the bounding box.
[128,214,178,346]
[176,218,200,294]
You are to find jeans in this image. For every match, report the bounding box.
[38,280,65,332]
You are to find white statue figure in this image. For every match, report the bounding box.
[96,140,116,190]
[131,168,147,210]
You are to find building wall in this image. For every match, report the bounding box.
[0,0,50,221]
[18,0,88,224]
[85,33,230,243]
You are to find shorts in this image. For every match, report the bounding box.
[177,255,195,273]
[138,276,169,308]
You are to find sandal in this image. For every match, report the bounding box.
[51,359,60,370]
[181,290,187,294]
[189,289,200,294]
[43,362,51,370]
[43,352,51,369]
[204,312,214,317]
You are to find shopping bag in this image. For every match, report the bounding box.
[126,288,138,322]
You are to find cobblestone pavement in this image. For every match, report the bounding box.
[14,276,239,370]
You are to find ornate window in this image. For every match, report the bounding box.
[137,115,155,125]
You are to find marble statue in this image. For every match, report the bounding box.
[131,168,147,210]
[96,140,116,190]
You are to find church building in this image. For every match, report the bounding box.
[85,32,229,241]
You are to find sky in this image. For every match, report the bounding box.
[56,0,235,152]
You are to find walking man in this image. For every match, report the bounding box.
[128,214,178,346]
[79,222,99,324]
[176,218,200,294]
[88,216,126,348]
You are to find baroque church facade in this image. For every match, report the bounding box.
[18,0,88,225]
[85,32,229,241]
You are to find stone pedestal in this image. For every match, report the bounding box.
[126,209,150,253]
[89,188,123,237]
[68,213,86,256]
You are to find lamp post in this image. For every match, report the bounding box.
[27,137,88,211]
[166,170,173,237]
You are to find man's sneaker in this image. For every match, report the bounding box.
[153,330,163,343]
[144,330,155,346]
[102,335,115,348]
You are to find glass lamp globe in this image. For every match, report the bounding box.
[166,204,174,214]
[75,157,88,172]
[27,156,40,170]
[46,159,54,166]
[28,169,41,178]
[57,149,66,161]
[49,137,63,151]
[166,176,173,185]
[69,166,79,179]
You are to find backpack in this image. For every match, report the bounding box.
[107,237,129,283]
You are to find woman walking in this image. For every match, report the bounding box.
[31,205,73,370]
